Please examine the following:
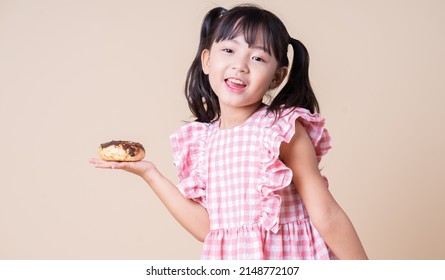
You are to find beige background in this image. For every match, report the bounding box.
[0,0,444,259]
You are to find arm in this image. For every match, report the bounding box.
[89,158,210,242]
[280,121,368,259]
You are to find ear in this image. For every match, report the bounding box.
[201,49,210,75]
[270,67,288,89]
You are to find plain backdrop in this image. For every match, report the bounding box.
[1,0,444,259]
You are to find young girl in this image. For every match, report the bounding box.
[90,5,367,260]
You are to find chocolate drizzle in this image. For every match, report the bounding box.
[100,140,144,156]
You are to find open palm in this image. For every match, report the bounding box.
[89,158,155,177]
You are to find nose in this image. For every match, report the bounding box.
[232,57,249,73]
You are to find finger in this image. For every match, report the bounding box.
[88,158,101,165]
[89,158,136,173]
[89,158,116,169]
[89,158,105,166]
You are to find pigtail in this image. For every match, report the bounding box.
[184,7,226,123]
[270,38,320,114]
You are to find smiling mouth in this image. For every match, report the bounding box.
[225,78,246,89]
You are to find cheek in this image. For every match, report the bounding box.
[207,73,223,94]
[258,72,276,89]
[207,62,227,84]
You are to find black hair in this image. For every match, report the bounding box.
[184,4,319,123]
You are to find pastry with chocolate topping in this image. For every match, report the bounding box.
[98,140,145,162]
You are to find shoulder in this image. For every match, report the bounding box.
[275,107,332,162]
[279,120,316,164]
[260,106,331,156]
[170,121,212,153]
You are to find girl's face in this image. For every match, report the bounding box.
[201,34,287,114]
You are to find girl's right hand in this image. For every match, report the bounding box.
[88,158,156,178]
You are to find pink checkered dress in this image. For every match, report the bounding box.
[170,106,336,259]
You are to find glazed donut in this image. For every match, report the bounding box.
[98,140,145,162]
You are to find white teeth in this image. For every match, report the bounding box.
[227,78,245,85]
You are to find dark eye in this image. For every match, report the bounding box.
[222,48,233,53]
[252,56,264,62]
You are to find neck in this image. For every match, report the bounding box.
[218,103,264,130]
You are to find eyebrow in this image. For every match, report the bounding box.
[228,38,268,53]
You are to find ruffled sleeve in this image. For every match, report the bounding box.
[170,122,209,208]
[258,107,332,233]
[274,107,332,162]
